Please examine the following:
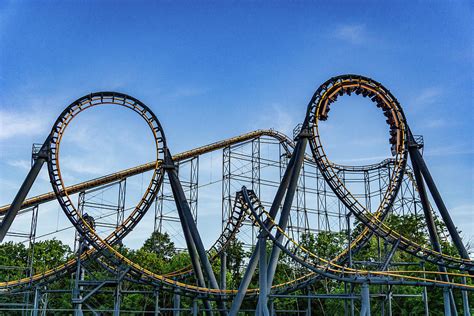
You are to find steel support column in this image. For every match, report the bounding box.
[173,293,181,316]
[167,169,213,315]
[257,235,269,316]
[113,266,123,316]
[220,251,227,290]
[73,238,85,316]
[462,277,471,316]
[410,145,470,262]
[166,152,224,315]
[265,136,308,290]
[154,288,160,316]
[229,137,299,315]
[443,288,452,316]
[360,283,371,316]
[32,287,40,316]
[409,145,457,315]
[229,138,305,315]
[0,138,49,242]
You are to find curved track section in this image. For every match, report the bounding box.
[241,188,473,291]
[1,76,472,303]
[47,92,166,249]
[306,74,472,272]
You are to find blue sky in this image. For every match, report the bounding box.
[0,1,472,249]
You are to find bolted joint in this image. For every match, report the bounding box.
[162,163,177,170]
[407,140,423,150]
[298,127,312,138]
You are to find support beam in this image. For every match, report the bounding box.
[167,168,214,315]
[32,287,40,316]
[220,251,227,290]
[360,283,371,316]
[113,272,122,316]
[173,292,181,316]
[461,277,471,316]
[380,239,401,271]
[387,289,393,316]
[410,147,471,262]
[193,299,199,316]
[154,288,160,316]
[166,151,224,315]
[73,237,85,316]
[168,166,220,289]
[229,137,299,315]
[265,136,308,290]
[409,145,457,315]
[0,139,49,242]
[443,288,452,316]
[257,235,269,316]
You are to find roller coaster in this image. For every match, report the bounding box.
[0,74,472,315]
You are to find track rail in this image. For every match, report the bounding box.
[1,76,472,303]
[241,188,473,291]
[306,75,472,272]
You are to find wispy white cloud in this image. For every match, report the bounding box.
[450,204,474,216]
[7,159,30,170]
[60,155,111,176]
[424,144,474,157]
[411,87,443,107]
[423,118,448,129]
[255,103,298,137]
[0,91,67,142]
[0,109,49,140]
[334,24,368,44]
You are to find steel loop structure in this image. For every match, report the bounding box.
[0,75,472,315]
[48,92,166,252]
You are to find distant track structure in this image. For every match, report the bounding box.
[0,75,471,315]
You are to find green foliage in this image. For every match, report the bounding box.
[0,214,471,314]
[225,239,245,287]
[141,231,176,261]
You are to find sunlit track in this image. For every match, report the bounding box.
[307,75,472,272]
[0,129,293,216]
[1,75,472,314]
[0,136,406,293]
[240,188,473,290]
[0,130,400,291]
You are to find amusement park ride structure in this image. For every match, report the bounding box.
[0,74,472,315]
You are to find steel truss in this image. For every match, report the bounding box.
[0,76,472,315]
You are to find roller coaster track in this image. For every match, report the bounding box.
[306,75,472,272]
[241,188,473,291]
[0,76,472,311]
[0,134,455,294]
[0,129,293,217]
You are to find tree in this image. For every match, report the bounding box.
[141,231,176,261]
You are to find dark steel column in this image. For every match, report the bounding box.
[0,139,49,242]
[265,136,308,290]
[165,150,225,315]
[461,277,471,316]
[411,147,470,261]
[220,251,227,290]
[173,292,181,316]
[166,166,215,315]
[154,288,160,316]
[228,140,299,316]
[257,234,270,316]
[409,146,457,315]
[360,283,371,316]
